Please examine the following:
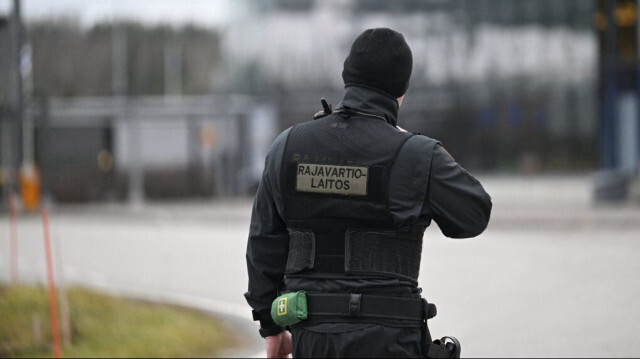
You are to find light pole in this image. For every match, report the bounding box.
[10,0,23,188]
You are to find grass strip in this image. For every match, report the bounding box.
[0,285,234,358]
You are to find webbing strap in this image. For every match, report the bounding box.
[345,227,425,282]
[285,229,315,273]
[285,226,425,283]
[306,293,424,322]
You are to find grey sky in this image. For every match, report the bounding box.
[0,0,231,27]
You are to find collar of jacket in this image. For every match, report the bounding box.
[335,85,400,127]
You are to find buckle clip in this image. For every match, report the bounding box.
[422,298,437,320]
[348,294,361,318]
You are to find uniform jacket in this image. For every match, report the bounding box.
[245,85,492,337]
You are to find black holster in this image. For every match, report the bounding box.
[421,299,461,359]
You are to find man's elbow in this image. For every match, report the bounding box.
[444,221,488,238]
[444,201,492,239]
[465,217,490,237]
[469,199,492,236]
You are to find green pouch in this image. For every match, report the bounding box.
[271,291,308,326]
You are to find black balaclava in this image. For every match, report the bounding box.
[342,28,413,98]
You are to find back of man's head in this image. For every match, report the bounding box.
[342,28,413,98]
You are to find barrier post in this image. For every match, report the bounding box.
[42,207,62,358]
[54,234,72,347]
[9,190,18,284]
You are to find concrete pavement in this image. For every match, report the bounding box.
[1,175,639,357]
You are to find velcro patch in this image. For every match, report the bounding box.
[277,297,288,316]
[296,163,368,196]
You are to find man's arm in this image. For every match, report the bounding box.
[245,129,291,338]
[428,144,492,238]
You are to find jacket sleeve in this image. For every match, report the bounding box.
[244,128,291,337]
[427,144,492,238]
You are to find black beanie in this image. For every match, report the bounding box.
[342,28,413,98]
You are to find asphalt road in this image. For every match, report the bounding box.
[1,175,639,358]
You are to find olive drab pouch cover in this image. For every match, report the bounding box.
[271,291,308,326]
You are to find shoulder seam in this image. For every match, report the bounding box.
[279,126,295,220]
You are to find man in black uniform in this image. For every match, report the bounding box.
[245,28,492,358]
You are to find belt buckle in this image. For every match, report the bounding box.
[349,293,361,318]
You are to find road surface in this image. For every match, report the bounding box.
[1,175,639,357]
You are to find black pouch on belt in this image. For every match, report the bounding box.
[420,299,461,359]
[425,336,461,359]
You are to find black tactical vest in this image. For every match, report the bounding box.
[281,113,427,284]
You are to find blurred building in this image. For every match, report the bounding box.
[2,0,639,203]
[594,0,640,200]
[0,15,16,207]
[0,17,9,104]
[224,0,599,173]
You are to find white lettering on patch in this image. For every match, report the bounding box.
[296,163,368,196]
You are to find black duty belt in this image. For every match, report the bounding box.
[306,293,433,322]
